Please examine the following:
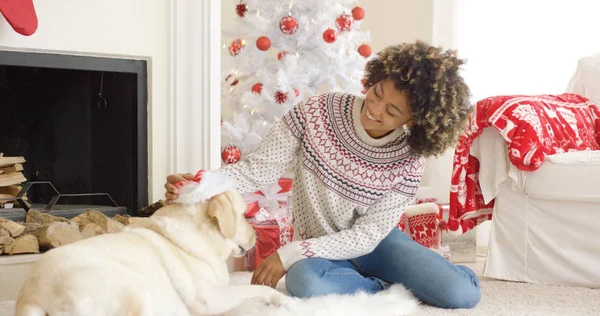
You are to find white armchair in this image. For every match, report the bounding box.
[481,55,600,288]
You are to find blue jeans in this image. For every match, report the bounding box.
[285,229,481,309]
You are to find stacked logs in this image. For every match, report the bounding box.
[0,210,130,255]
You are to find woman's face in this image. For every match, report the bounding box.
[360,80,413,138]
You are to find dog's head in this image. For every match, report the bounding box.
[171,170,256,258]
[205,190,256,258]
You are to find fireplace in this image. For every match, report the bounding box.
[0,51,148,221]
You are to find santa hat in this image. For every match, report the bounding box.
[173,170,236,205]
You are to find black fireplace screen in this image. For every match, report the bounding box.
[0,51,148,220]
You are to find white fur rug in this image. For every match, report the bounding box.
[2,259,599,316]
[225,272,419,316]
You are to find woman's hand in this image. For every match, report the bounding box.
[251,252,286,288]
[164,173,195,203]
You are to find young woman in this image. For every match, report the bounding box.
[165,41,480,309]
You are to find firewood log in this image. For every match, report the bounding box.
[40,222,82,250]
[25,210,68,225]
[0,227,11,237]
[0,236,14,248]
[70,210,124,234]
[0,217,25,237]
[23,221,83,251]
[80,223,105,238]
[0,185,22,196]
[113,214,130,226]
[5,234,39,255]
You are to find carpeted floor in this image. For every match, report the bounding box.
[1,257,598,315]
[227,257,600,316]
[413,258,600,315]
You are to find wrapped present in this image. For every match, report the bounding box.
[397,197,440,233]
[243,178,293,218]
[242,179,295,271]
[400,201,451,261]
[244,222,294,271]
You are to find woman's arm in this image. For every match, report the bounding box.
[218,98,308,195]
[277,186,420,270]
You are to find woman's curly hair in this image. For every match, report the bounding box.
[364,41,472,157]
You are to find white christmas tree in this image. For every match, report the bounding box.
[220,0,372,164]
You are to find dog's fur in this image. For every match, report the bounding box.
[14,191,290,316]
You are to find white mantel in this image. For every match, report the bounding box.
[0,0,222,204]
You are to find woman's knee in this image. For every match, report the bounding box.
[285,259,330,298]
[433,266,481,309]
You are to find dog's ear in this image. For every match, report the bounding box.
[207,192,237,239]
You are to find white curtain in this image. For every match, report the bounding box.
[438,0,600,102]
[423,0,600,203]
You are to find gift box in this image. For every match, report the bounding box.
[244,221,294,271]
[242,178,295,271]
[398,198,451,260]
[243,178,293,218]
[396,197,439,234]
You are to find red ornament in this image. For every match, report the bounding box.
[252,83,263,94]
[361,78,367,94]
[352,5,365,20]
[0,0,38,36]
[274,91,288,104]
[358,43,372,57]
[438,219,448,231]
[225,74,239,86]
[294,88,300,97]
[278,51,289,60]
[228,39,246,56]
[323,28,337,43]
[221,145,242,164]
[335,13,354,32]
[280,15,299,35]
[256,35,271,51]
[236,1,248,18]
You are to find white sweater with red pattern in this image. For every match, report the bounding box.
[220,92,424,270]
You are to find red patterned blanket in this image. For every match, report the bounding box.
[448,93,600,233]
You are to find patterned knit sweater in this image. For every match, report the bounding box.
[220,92,425,270]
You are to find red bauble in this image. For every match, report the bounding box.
[256,35,271,51]
[228,39,246,56]
[358,43,372,57]
[335,13,354,32]
[361,78,367,94]
[294,88,300,97]
[274,91,288,104]
[277,51,289,60]
[252,83,263,94]
[279,15,299,35]
[323,28,337,43]
[236,2,248,18]
[352,6,365,20]
[225,74,239,86]
[221,145,242,164]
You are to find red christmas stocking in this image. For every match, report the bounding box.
[405,203,440,249]
[0,0,38,36]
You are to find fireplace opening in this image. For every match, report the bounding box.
[0,51,148,221]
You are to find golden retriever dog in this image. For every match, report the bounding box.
[14,187,290,316]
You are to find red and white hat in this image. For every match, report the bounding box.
[173,170,236,204]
